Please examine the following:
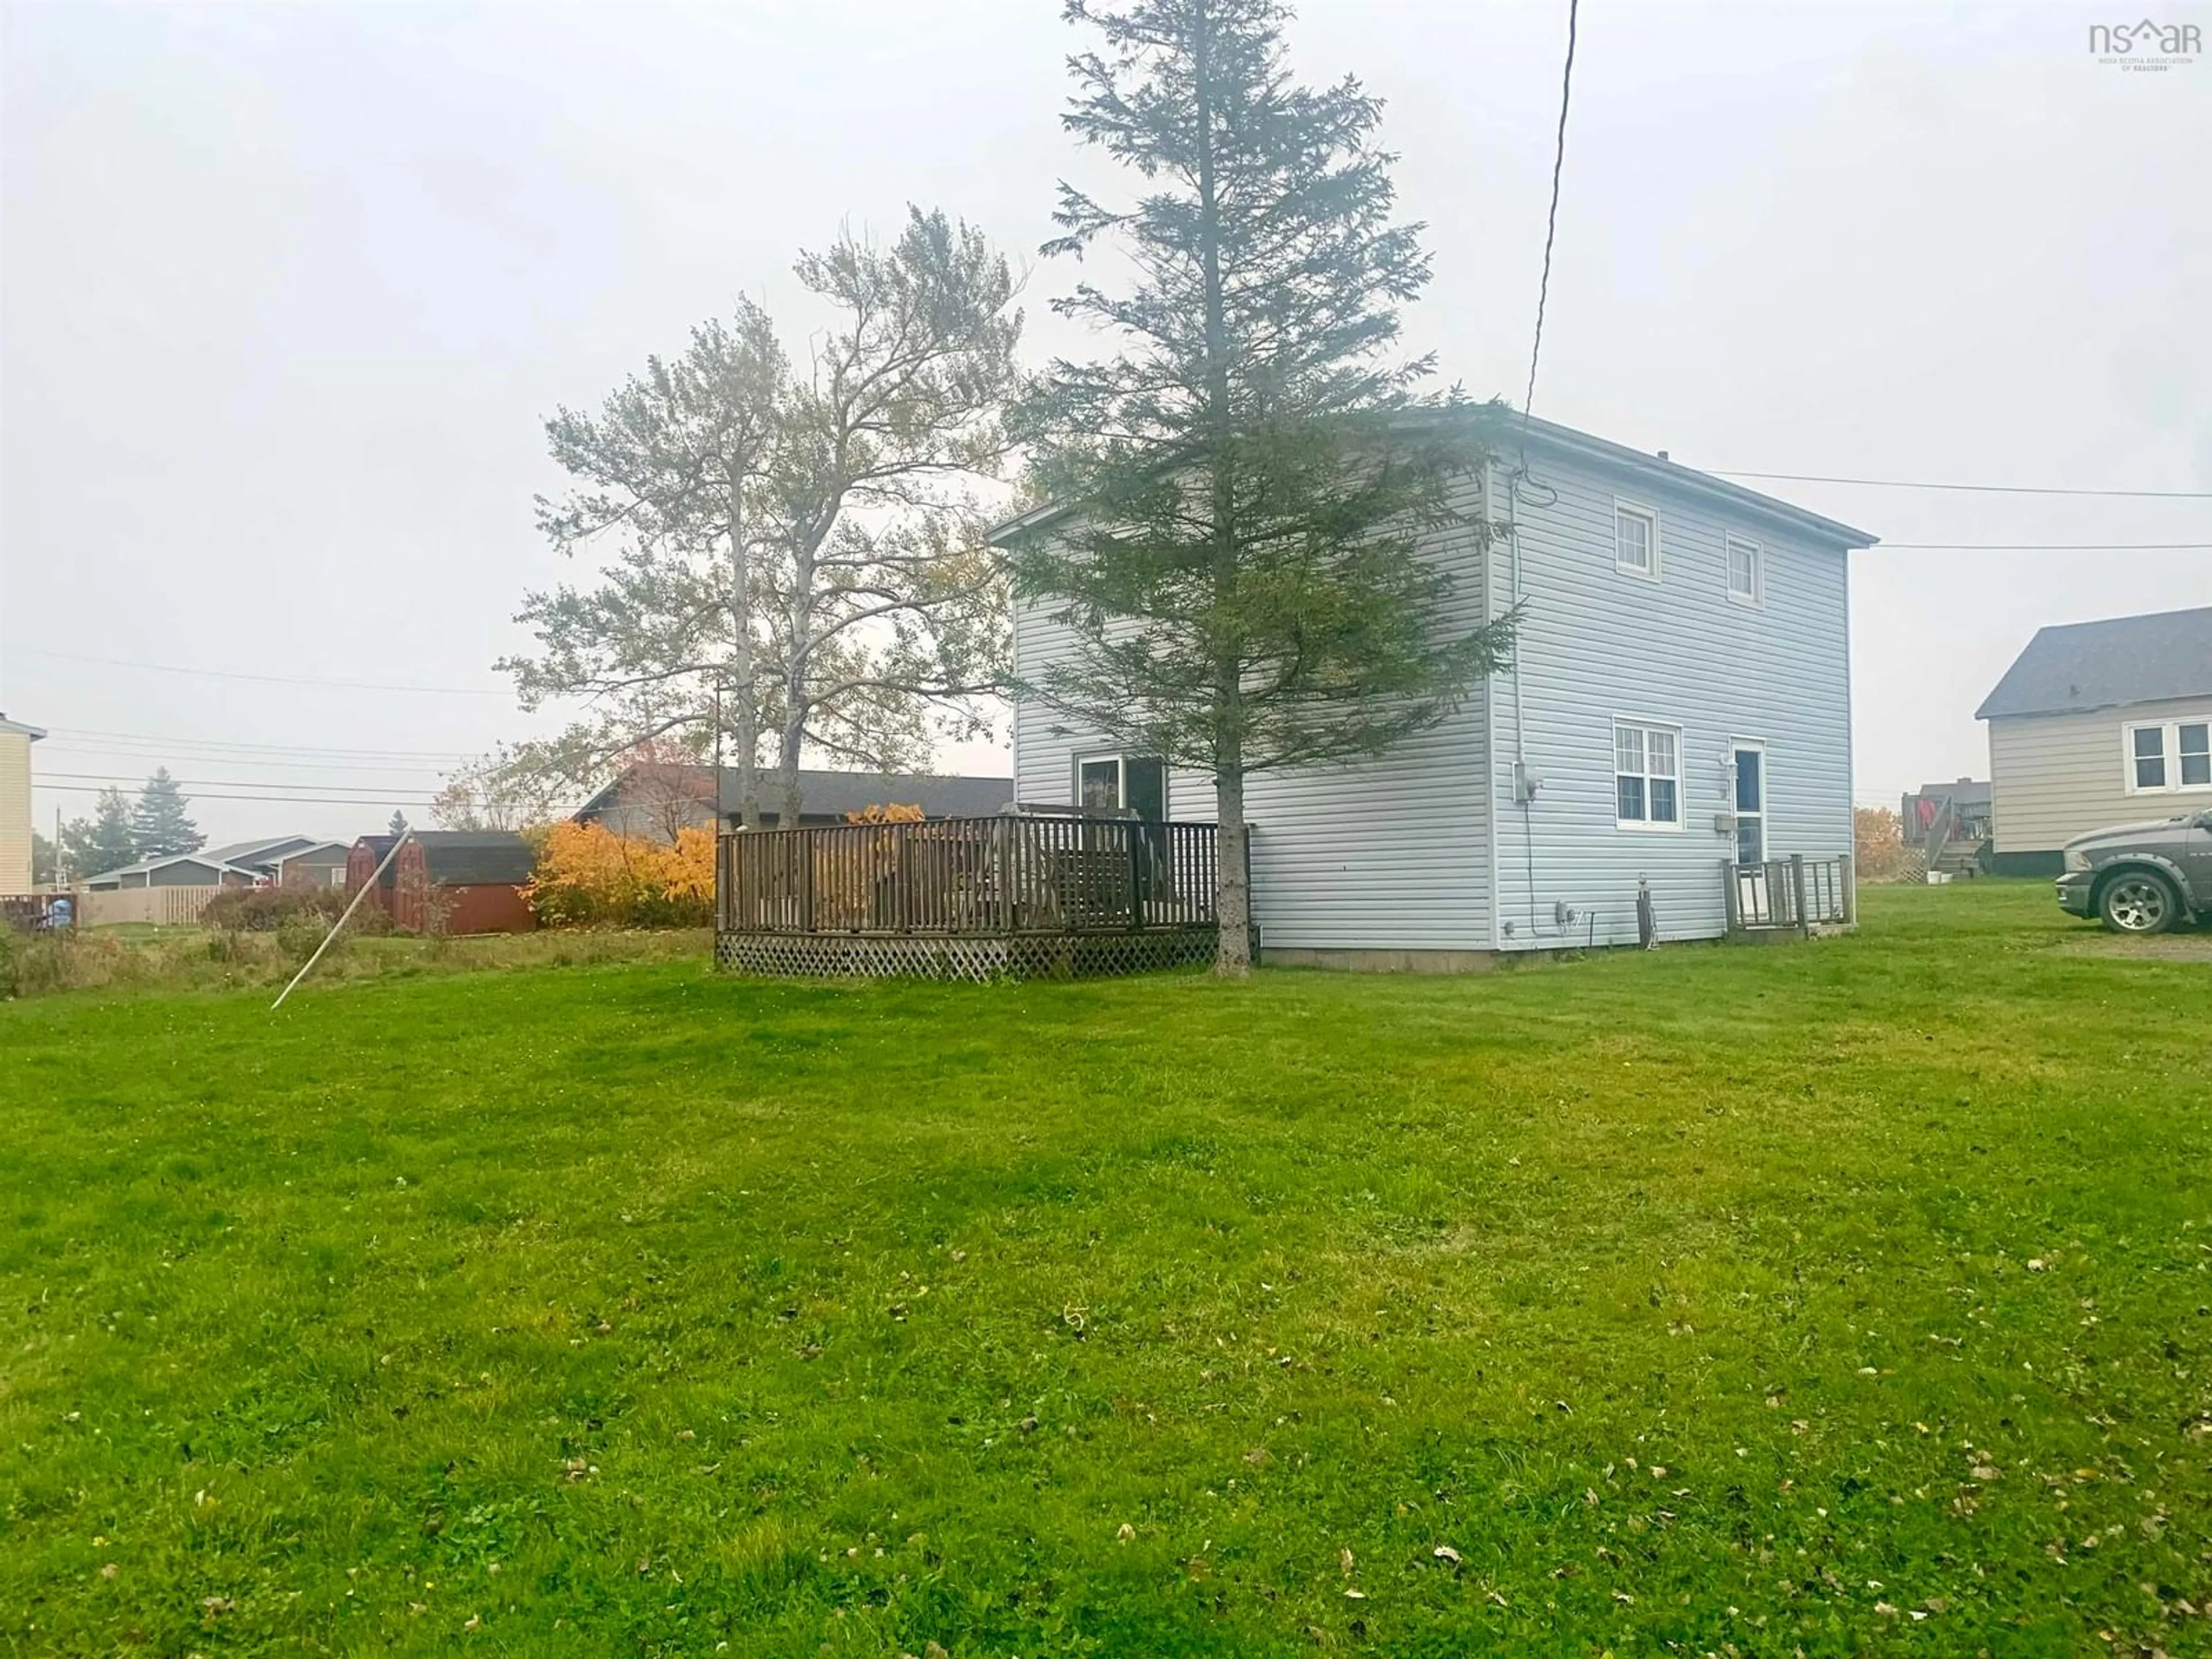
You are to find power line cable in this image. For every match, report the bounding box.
[36,782,444,806]
[43,748,454,777]
[8,646,509,695]
[40,771,456,796]
[1703,469,2212,500]
[1520,0,1580,429]
[48,725,476,759]
[1874,541,2212,551]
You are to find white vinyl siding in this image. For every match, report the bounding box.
[1614,501,1658,579]
[1987,696,2212,853]
[0,730,31,894]
[1011,436,1858,957]
[1011,471,1496,953]
[1491,456,1853,949]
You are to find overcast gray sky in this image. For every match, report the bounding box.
[3,0,2207,847]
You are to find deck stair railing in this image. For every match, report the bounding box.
[1723,853,1855,936]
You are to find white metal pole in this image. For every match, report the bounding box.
[271,828,410,1011]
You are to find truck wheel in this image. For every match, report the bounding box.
[2098,869,2179,934]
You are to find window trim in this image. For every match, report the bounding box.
[1612,717,1684,832]
[1613,498,1661,581]
[1073,751,1171,817]
[1725,534,1763,607]
[2123,719,2212,794]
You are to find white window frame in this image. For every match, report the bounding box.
[1074,752,1171,816]
[1612,718,1684,832]
[1725,535,1763,607]
[1613,499,1661,581]
[2123,719,2212,794]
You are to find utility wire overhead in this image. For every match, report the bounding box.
[48,725,476,759]
[36,782,444,807]
[40,770,457,795]
[1705,469,2212,501]
[1520,0,1580,430]
[9,645,509,695]
[1874,541,2212,551]
[43,749,454,777]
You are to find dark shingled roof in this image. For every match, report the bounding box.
[1906,779,1991,807]
[719,768,1014,822]
[1976,607,2212,720]
[358,830,536,887]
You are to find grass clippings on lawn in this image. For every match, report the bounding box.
[2,881,2207,1656]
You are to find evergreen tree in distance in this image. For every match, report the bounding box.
[388,810,410,838]
[131,768,203,859]
[61,789,139,878]
[1008,0,1516,976]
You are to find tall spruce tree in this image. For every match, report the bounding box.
[131,768,202,858]
[1009,0,1515,975]
[62,789,139,878]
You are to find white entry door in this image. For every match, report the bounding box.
[1733,743,1767,864]
[1732,743,1773,923]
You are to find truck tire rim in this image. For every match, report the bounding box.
[2107,877,2167,931]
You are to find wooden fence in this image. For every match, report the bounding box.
[1723,854,1855,936]
[720,815,1220,937]
[79,885,226,928]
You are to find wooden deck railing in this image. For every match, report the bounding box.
[719,815,1219,936]
[1723,853,1855,935]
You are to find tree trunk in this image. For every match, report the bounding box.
[728,480,760,831]
[776,534,819,829]
[1214,763,1252,975]
[778,715,806,828]
[1191,0,1250,980]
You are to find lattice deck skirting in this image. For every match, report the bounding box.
[715,926,1219,983]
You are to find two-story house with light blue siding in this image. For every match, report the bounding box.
[999,414,1878,968]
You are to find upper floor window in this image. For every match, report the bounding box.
[2126,720,2212,793]
[1077,753,1168,818]
[1614,719,1681,830]
[1726,535,1762,605]
[1614,501,1659,579]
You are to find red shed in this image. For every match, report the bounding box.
[346,831,537,935]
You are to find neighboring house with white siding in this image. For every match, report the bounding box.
[997,414,1876,967]
[0,713,43,895]
[1976,607,2212,875]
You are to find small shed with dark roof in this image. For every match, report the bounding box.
[1977,607,2212,873]
[346,830,538,934]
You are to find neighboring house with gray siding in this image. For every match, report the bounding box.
[1976,607,2212,875]
[576,764,1014,841]
[998,414,1875,967]
[82,833,350,891]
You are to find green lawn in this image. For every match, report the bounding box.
[4,883,2209,1656]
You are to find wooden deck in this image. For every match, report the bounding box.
[716,813,1224,980]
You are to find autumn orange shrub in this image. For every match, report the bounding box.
[1854,806,1906,882]
[527,822,715,927]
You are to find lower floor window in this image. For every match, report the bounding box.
[2126,720,2212,793]
[1077,753,1168,817]
[1615,721,1681,828]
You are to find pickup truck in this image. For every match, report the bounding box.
[2055,810,2212,933]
